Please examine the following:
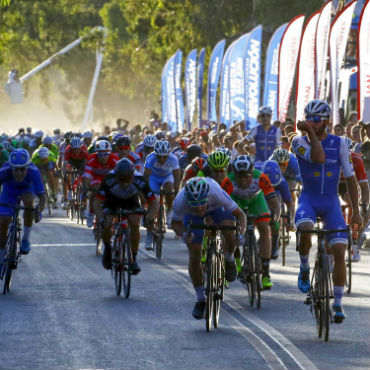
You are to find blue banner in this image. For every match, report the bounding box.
[165,53,177,131]
[207,39,226,122]
[263,23,288,122]
[185,49,197,131]
[229,33,250,127]
[220,42,235,126]
[197,48,205,127]
[174,50,184,132]
[244,25,263,130]
[161,59,169,123]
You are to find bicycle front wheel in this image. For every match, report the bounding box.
[122,237,132,299]
[2,228,17,295]
[155,206,164,259]
[254,240,262,309]
[112,243,122,296]
[242,240,255,307]
[205,248,215,332]
[213,251,223,328]
[321,254,331,342]
[346,241,352,294]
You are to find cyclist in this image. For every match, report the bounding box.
[83,140,119,227]
[39,136,59,158]
[143,139,181,227]
[197,150,230,185]
[292,99,361,324]
[93,158,159,273]
[171,176,247,319]
[242,106,282,163]
[221,155,280,288]
[181,156,207,184]
[135,134,157,173]
[31,147,58,207]
[82,131,93,149]
[178,144,206,172]
[172,137,190,159]
[29,130,44,153]
[0,149,45,261]
[112,136,141,172]
[63,137,89,210]
[338,136,369,262]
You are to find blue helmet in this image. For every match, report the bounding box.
[262,160,282,186]
[9,148,30,168]
[258,106,272,116]
[304,99,331,118]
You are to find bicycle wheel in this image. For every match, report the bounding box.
[122,235,132,299]
[2,228,16,295]
[112,239,122,296]
[155,206,164,259]
[321,254,331,342]
[346,241,352,294]
[242,238,255,307]
[213,249,223,328]
[205,247,215,332]
[281,222,286,266]
[254,240,262,309]
[94,227,102,256]
[312,264,323,338]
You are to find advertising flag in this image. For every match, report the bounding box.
[263,23,288,121]
[165,53,177,131]
[174,50,184,132]
[207,39,226,122]
[185,49,197,130]
[197,48,205,127]
[278,15,305,122]
[315,0,333,99]
[161,59,169,123]
[330,0,357,126]
[296,11,320,122]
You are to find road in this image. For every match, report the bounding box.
[1,208,369,370]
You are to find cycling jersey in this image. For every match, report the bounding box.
[339,152,367,184]
[83,153,119,183]
[38,143,59,158]
[283,153,302,183]
[245,125,281,162]
[31,150,57,171]
[145,152,180,177]
[291,134,354,196]
[96,171,155,211]
[113,151,141,172]
[64,145,89,169]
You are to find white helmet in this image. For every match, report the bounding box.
[95,140,111,152]
[38,147,49,159]
[143,134,157,148]
[70,136,82,149]
[216,146,232,159]
[154,139,171,156]
[82,131,93,139]
[232,155,254,173]
[271,148,290,164]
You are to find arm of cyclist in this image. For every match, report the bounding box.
[267,196,280,223]
[231,206,246,237]
[295,121,325,163]
[143,167,151,183]
[173,168,181,194]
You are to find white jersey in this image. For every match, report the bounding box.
[172,177,238,221]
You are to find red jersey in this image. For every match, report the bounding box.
[340,152,368,184]
[64,145,89,168]
[113,151,141,172]
[83,153,119,180]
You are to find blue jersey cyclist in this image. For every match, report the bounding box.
[171,177,247,320]
[0,149,46,266]
[292,99,361,324]
[143,139,181,227]
[243,106,282,162]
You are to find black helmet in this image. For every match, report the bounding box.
[187,144,202,161]
[115,135,131,147]
[115,158,135,181]
[64,131,73,140]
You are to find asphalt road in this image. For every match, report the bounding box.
[1,208,369,370]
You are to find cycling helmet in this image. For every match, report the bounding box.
[70,136,82,149]
[143,134,157,148]
[112,133,123,142]
[34,130,44,139]
[216,146,232,159]
[155,130,165,140]
[232,155,254,174]
[95,140,111,152]
[115,158,135,181]
[258,106,272,116]
[179,137,191,149]
[154,139,171,156]
[82,131,93,139]
[43,136,53,146]
[271,148,290,164]
[38,147,49,159]
[185,177,210,204]
[9,148,30,168]
[262,160,282,186]
[192,157,206,172]
[187,144,202,161]
[64,131,74,140]
[304,99,331,118]
[343,136,353,151]
[115,135,131,147]
[207,150,230,170]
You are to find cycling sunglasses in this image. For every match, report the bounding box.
[117,145,130,150]
[188,199,207,207]
[278,161,289,167]
[306,115,324,123]
[97,151,110,157]
[235,171,253,179]
[210,167,228,173]
[260,113,271,118]
[12,166,27,172]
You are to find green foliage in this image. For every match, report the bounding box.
[0,0,324,124]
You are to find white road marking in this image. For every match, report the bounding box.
[32,243,96,247]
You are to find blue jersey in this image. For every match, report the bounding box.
[144,152,180,177]
[283,153,302,183]
[291,134,354,196]
[0,162,45,194]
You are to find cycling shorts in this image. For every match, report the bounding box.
[0,186,35,216]
[184,207,235,244]
[149,173,174,194]
[295,192,347,246]
[231,190,270,223]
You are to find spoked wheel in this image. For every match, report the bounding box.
[254,245,262,309]
[122,239,132,299]
[2,234,16,295]
[242,243,255,307]
[313,267,323,338]
[213,252,223,328]
[112,241,122,296]
[154,206,164,259]
[346,242,352,294]
[94,227,102,256]
[321,254,331,342]
[281,224,287,266]
[205,248,215,332]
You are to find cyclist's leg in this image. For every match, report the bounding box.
[128,213,142,274]
[19,191,35,254]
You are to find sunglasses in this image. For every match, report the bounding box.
[188,199,207,207]
[235,171,252,179]
[97,151,109,157]
[278,162,289,167]
[260,114,271,118]
[12,167,27,172]
[211,167,227,173]
[118,146,130,150]
[306,115,323,123]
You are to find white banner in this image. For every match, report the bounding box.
[296,11,320,121]
[278,15,305,122]
[358,0,370,122]
[315,0,333,100]
[329,0,357,126]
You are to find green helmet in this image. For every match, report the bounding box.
[207,150,230,170]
